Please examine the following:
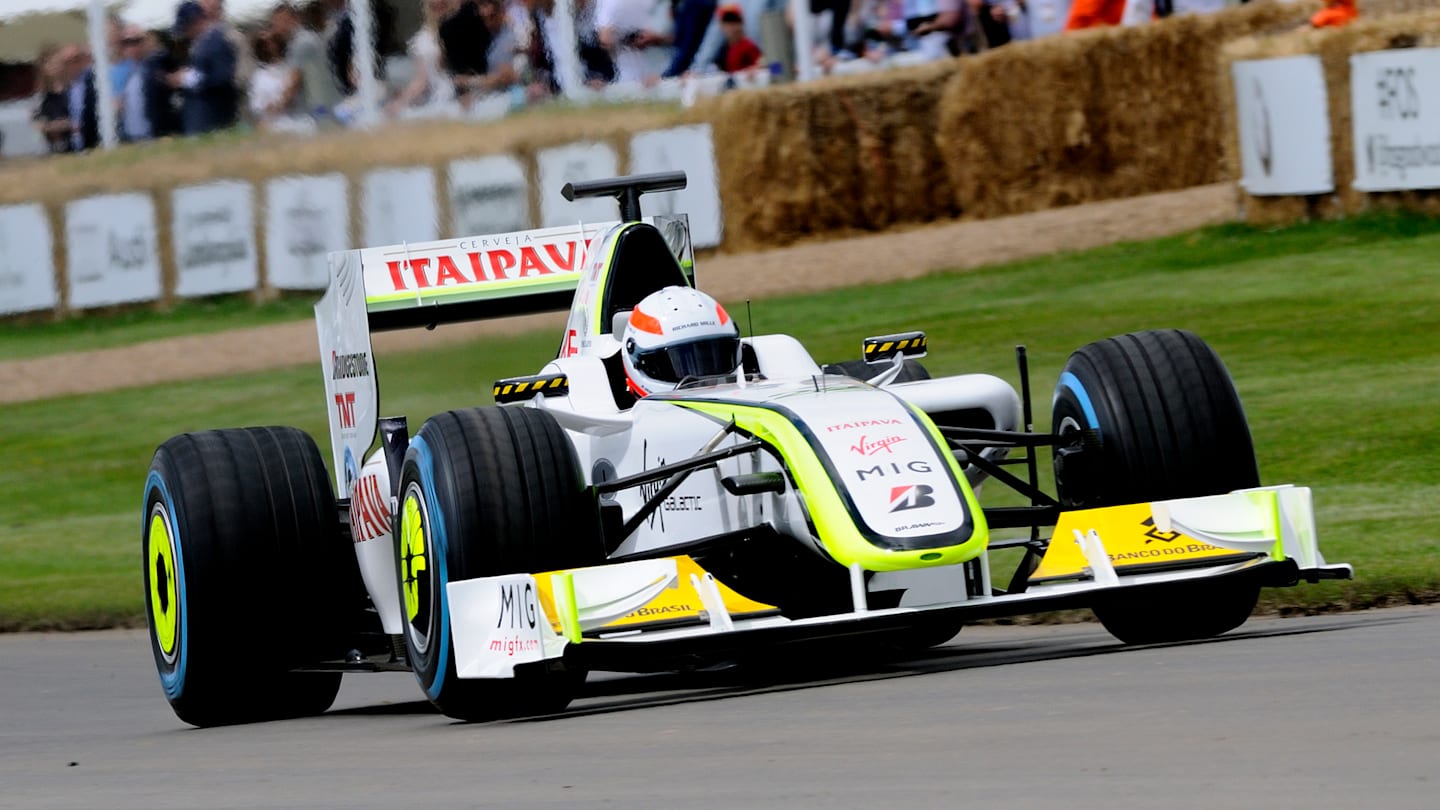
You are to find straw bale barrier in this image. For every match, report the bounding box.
[1222,7,1440,225]
[707,60,959,251]
[936,1,1318,221]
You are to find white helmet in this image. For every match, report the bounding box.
[622,286,741,396]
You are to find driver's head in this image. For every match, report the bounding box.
[622,287,740,397]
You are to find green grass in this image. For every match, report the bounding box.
[3,212,1439,630]
[0,294,317,360]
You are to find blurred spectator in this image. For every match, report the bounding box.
[664,0,718,77]
[119,30,164,141]
[248,31,291,124]
[1063,0,1122,30]
[202,0,258,104]
[1312,0,1357,28]
[968,0,1011,50]
[712,4,762,73]
[574,0,618,85]
[517,0,570,100]
[134,31,183,140]
[440,0,494,95]
[907,0,960,59]
[324,0,360,95]
[812,0,854,57]
[595,0,668,85]
[32,46,74,154]
[108,16,139,107]
[171,0,240,135]
[65,45,101,151]
[1003,0,1032,41]
[454,0,521,102]
[388,0,460,115]
[271,2,343,117]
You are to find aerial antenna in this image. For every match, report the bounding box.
[745,299,754,342]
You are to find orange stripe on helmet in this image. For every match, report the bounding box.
[716,303,730,325]
[629,307,665,335]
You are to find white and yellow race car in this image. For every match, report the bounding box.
[141,173,1351,726]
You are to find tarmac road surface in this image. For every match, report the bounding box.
[2,605,1436,809]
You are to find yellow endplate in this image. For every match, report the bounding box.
[1032,502,1246,580]
[534,556,774,633]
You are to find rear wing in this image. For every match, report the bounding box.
[312,172,695,494]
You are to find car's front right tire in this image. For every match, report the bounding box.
[397,406,604,721]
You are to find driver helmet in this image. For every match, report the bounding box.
[622,286,741,397]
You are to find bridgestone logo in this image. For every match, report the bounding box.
[1110,543,1218,562]
[332,351,370,380]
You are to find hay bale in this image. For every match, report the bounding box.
[1222,8,1440,224]
[707,61,959,251]
[938,1,1318,221]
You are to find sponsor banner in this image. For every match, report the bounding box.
[266,174,350,290]
[355,221,609,312]
[628,125,723,248]
[0,204,56,316]
[65,192,162,309]
[173,180,258,298]
[537,141,619,227]
[1233,56,1333,196]
[448,155,529,237]
[362,166,439,248]
[1352,48,1440,191]
[1032,502,1250,580]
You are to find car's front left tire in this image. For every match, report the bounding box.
[1051,329,1263,645]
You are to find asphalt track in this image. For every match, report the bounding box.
[2,606,1436,809]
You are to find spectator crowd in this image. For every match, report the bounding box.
[30,0,1304,155]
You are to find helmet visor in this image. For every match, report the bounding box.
[633,336,742,384]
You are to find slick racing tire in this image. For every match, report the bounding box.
[397,406,605,722]
[823,358,931,383]
[142,427,362,727]
[1050,329,1262,645]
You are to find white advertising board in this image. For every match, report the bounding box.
[172,180,258,298]
[628,125,723,248]
[1351,48,1440,191]
[65,192,162,309]
[1233,56,1334,196]
[266,174,350,290]
[363,166,439,248]
[448,155,529,238]
[0,204,56,316]
[537,142,619,227]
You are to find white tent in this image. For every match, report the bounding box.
[0,1,278,30]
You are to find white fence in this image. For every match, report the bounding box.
[0,124,722,317]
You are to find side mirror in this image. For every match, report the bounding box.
[863,331,928,364]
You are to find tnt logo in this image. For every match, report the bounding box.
[889,484,935,512]
[334,392,357,429]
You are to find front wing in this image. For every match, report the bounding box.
[445,486,1352,679]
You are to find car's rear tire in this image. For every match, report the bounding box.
[823,358,931,383]
[1051,329,1263,645]
[397,406,604,721]
[143,427,360,727]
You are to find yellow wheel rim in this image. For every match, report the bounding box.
[400,493,428,623]
[147,511,179,659]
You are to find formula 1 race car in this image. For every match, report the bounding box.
[141,172,1351,726]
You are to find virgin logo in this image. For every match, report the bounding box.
[850,435,906,456]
